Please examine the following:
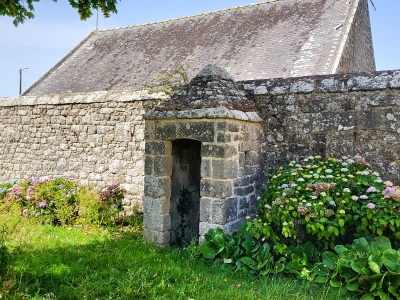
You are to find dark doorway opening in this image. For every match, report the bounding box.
[170,139,201,246]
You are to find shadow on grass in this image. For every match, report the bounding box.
[1,233,356,300]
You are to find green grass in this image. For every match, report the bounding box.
[0,213,357,300]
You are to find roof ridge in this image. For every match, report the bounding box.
[98,0,286,33]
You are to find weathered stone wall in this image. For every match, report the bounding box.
[240,70,400,189]
[333,0,375,73]
[1,70,400,218]
[0,90,166,209]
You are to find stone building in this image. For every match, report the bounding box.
[2,0,398,246]
[23,0,375,96]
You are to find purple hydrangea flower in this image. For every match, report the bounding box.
[366,203,376,209]
[367,187,377,193]
[359,195,368,200]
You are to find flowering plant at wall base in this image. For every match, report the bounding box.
[5,177,80,225]
[97,183,126,225]
[247,155,400,254]
[3,178,127,226]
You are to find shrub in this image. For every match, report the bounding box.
[313,236,400,299]
[97,182,125,225]
[199,223,279,277]
[3,178,134,227]
[247,155,400,254]
[6,177,80,225]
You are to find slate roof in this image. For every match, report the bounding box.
[25,0,361,95]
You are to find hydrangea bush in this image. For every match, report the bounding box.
[247,155,400,253]
[3,177,127,226]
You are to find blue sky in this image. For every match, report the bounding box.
[1,0,399,97]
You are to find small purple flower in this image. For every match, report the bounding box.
[367,187,377,193]
[38,201,47,209]
[366,203,375,209]
[22,209,28,216]
[359,195,368,200]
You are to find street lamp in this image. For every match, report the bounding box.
[19,68,28,95]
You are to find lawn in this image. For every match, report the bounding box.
[0,212,354,300]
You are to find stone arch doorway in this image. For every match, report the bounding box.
[170,139,201,246]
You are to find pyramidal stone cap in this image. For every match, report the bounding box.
[193,64,235,82]
[157,65,256,112]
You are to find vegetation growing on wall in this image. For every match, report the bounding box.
[144,65,189,96]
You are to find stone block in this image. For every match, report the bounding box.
[217,121,227,130]
[201,159,211,178]
[143,197,170,215]
[144,176,171,198]
[212,159,238,179]
[177,122,215,142]
[145,141,167,155]
[244,151,259,166]
[234,176,250,187]
[143,229,170,245]
[200,179,233,198]
[154,155,172,176]
[56,158,69,173]
[239,141,254,152]
[217,132,231,143]
[201,143,237,158]
[347,74,390,91]
[114,122,132,142]
[245,165,260,176]
[199,197,212,222]
[143,213,171,231]
[290,78,314,93]
[154,123,177,140]
[315,77,344,92]
[227,123,240,132]
[390,71,400,88]
[211,197,238,225]
[109,159,127,174]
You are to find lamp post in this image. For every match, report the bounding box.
[19,68,28,95]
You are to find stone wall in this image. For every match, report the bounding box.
[0,90,166,209]
[1,69,400,217]
[240,70,400,189]
[333,0,376,73]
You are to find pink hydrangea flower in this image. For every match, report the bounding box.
[359,195,368,200]
[366,203,375,209]
[22,209,28,216]
[367,187,377,193]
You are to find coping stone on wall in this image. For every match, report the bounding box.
[0,90,169,107]
[239,70,400,96]
[144,107,262,122]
